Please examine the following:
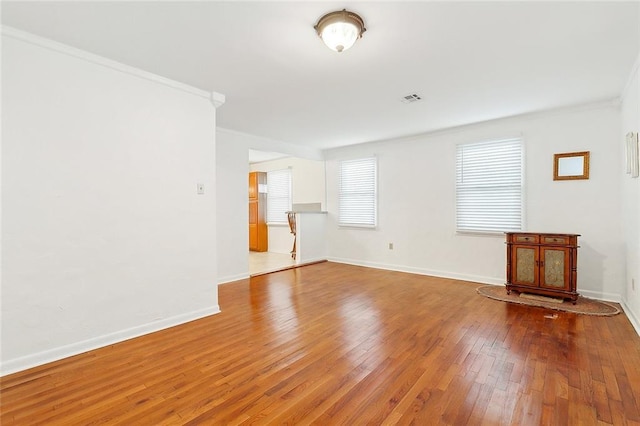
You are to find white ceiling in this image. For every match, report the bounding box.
[2,1,638,150]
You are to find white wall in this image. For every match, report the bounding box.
[216,130,250,283]
[1,29,221,374]
[250,157,326,254]
[296,213,328,264]
[621,48,640,333]
[325,103,625,300]
[216,128,323,283]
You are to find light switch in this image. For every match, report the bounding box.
[197,183,205,195]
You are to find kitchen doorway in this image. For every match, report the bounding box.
[248,149,294,276]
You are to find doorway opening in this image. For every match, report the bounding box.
[248,149,295,275]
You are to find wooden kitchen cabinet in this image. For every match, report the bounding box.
[505,232,579,303]
[249,172,268,252]
[248,172,258,200]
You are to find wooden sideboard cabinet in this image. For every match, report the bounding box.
[505,232,580,303]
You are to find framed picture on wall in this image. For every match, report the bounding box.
[553,151,590,181]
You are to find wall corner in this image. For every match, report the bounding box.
[210,92,226,108]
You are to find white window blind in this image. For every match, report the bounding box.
[266,169,291,224]
[456,138,523,233]
[339,157,377,227]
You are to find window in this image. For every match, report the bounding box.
[266,169,291,224]
[456,138,523,233]
[339,157,377,227]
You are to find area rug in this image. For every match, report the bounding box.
[477,285,620,316]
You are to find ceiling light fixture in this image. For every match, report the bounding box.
[314,9,366,53]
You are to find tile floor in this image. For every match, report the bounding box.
[249,251,296,276]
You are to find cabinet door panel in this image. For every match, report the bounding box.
[540,247,569,290]
[249,201,258,224]
[249,224,258,251]
[512,246,538,286]
[249,172,258,200]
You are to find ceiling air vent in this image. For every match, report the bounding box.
[401,93,422,104]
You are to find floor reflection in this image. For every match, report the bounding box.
[249,274,301,346]
[337,294,384,367]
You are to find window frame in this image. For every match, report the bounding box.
[338,157,378,228]
[455,138,524,234]
[266,168,292,225]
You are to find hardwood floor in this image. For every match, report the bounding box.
[2,262,640,425]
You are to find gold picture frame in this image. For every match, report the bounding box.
[553,151,590,181]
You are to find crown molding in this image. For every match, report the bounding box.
[1,26,223,103]
[323,98,620,154]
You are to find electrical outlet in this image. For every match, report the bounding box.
[388,243,394,250]
[197,183,205,195]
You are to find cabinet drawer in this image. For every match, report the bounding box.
[542,235,568,245]
[513,234,539,243]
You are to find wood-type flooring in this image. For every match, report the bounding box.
[2,262,640,425]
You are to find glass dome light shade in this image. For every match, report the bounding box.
[315,9,366,53]
[320,22,359,52]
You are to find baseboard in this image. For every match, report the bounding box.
[297,257,328,266]
[327,258,627,304]
[327,257,504,286]
[579,289,621,303]
[250,260,327,278]
[621,300,640,337]
[0,305,221,377]
[218,272,250,285]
